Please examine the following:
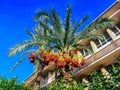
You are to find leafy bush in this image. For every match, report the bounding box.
[42,77,84,90]
[0,76,33,90]
[88,56,120,90]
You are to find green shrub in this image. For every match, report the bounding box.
[0,76,33,90]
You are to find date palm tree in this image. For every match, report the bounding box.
[34,4,114,79]
[8,4,114,90]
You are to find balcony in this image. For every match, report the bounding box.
[73,37,120,79]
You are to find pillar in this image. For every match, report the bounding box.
[106,28,116,41]
[90,40,97,53]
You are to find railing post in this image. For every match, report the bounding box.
[106,28,117,41]
[90,40,97,53]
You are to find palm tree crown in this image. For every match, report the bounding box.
[8,4,114,71]
[35,5,114,51]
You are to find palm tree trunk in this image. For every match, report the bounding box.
[60,65,73,88]
[34,63,43,90]
[60,68,72,88]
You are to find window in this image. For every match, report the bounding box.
[95,32,112,48]
[112,23,120,36]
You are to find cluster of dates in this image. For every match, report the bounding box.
[28,50,86,68]
[40,50,86,68]
[28,52,37,63]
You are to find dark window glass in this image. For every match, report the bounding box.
[111,23,120,36]
[116,23,120,29]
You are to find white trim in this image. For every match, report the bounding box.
[82,1,118,30]
[116,0,120,2]
[109,9,120,18]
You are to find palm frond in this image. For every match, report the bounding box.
[76,18,114,40]
[74,44,93,54]
[20,49,35,57]
[10,56,28,72]
[64,4,71,47]
[38,20,52,31]
[8,40,42,56]
[50,7,63,32]
[34,26,41,35]
[88,18,115,30]
[26,30,36,40]
[69,35,79,47]
[34,9,49,21]
[72,15,89,33]
[78,29,104,40]
[63,15,89,48]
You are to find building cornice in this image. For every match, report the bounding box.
[116,0,120,2]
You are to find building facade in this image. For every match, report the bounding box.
[24,0,120,89]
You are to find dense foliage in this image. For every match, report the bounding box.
[0,76,32,90]
[88,56,120,90]
[42,56,120,90]
[41,77,84,90]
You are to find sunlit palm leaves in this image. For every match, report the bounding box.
[8,4,114,70]
[35,4,114,51]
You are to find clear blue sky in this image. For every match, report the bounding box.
[0,0,115,82]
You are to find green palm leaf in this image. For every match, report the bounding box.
[87,18,115,31]
[26,30,36,40]
[8,40,46,56]
[10,56,28,72]
[64,4,71,47]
